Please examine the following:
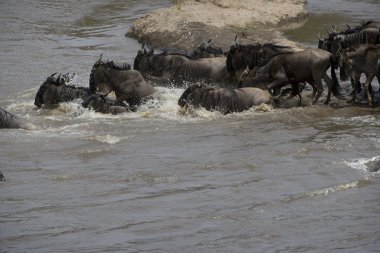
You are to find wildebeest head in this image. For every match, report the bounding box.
[192,39,224,58]
[34,73,68,108]
[227,39,289,78]
[178,83,204,108]
[89,55,131,93]
[133,44,154,72]
[82,93,108,111]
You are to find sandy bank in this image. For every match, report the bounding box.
[127,0,307,50]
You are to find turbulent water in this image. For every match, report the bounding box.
[1,1,380,252]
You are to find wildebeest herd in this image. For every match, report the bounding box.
[1,20,380,131]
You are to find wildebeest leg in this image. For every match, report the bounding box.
[267,79,287,96]
[349,75,361,103]
[364,73,376,107]
[322,73,334,105]
[311,77,324,105]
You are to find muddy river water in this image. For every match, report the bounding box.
[0,0,379,252]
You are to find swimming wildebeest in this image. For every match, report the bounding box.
[81,93,130,114]
[133,45,229,86]
[89,56,156,108]
[178,83,274,114]
[339,45,380,107]
[0,171,5,182]
[34,73,92,108]
[0,107,37,130]
[242,48,345,105]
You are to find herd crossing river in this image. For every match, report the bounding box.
[0,0,379,252]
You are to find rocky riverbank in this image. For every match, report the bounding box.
[127,0,307,51]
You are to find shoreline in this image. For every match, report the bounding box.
[126,0,308,51]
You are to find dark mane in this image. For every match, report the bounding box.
[359,20,378,27]
[341,28,380,46]
[101,60,131,71]
[89,57,131,92]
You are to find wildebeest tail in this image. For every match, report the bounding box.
[330,55,345,100]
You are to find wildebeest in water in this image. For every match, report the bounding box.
[34,73,92,108]
[133,45,229,86]
[242,48,345,105]
[178,83,274,115]
[89,56,156,108]
[226,37,296,81]
[339,45,380,107]
[81,93,130,114]
[0,107,37,130]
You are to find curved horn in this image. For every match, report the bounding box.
[56,74,62,84]
[234,35,239,46]
[346,24,351,30]
[142,43,148,53]
[318,32,323,41]
[50,72,57,77]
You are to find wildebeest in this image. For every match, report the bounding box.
[0,107,37,130]
[242,49,344,105]
[318,20,380,52]
[339,45,380,107]
[178,83,274,114]
[318,21,380,68]
[226,38,296,81]
[133,45,229,86]
[89,56,156,108]
[34,73,92,108]
[162,39,224,59]
[0,171,5,182]
[81,94,130,114]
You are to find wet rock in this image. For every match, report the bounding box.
[365,158,380,172]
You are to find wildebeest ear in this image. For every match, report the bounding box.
[317,32,323,42]
[234,35,240,46]
[142,43,148,54]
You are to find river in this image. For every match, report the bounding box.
[0,1,379,252]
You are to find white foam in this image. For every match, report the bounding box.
[85,134,122,145]
[331,115,380,127]
[305,181,359,197]
[345,156,380,173]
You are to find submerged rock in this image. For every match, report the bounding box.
[365,158,380,172]
[127,0,307,51]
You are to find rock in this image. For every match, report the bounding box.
[127,0,307,51]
